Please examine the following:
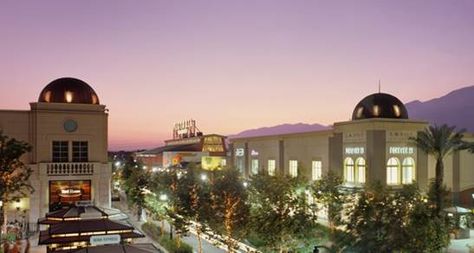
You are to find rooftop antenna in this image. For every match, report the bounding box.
[378,80,381,93]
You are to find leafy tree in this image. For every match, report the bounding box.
[411,124,465,216]
[175,166,212,253]
[344,182,450,253]
[248,173,318,252]
[210,168,249,253]
[0,131,33,233]
[121,157,150,221]
[312,171,346,245]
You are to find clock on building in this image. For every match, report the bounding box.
[64,119,78,132]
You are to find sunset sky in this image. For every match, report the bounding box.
[1,0,474,150]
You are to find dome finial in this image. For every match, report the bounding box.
[378,79,381,93]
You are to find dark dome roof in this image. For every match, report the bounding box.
[38,77,100,104]
[352,93,408,120]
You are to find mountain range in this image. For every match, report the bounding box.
[230,85,474,138]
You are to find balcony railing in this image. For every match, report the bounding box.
[42,162,96,176]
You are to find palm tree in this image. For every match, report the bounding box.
[411,124,465,216]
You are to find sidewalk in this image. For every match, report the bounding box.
[115,194,226,253]
[448,229,474,253]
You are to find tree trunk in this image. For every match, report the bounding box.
[435,157,444,216]
[196,226,203,253]
[160,220,165,236]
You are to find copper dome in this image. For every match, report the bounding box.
[352,93,408,120]
[38,77,100,104]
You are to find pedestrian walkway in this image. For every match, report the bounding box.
[115,194,226,253]
[448,229,474,253]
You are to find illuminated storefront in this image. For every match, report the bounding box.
[231,92,474,206]
[49,180,92,211]
[136,120,227,170]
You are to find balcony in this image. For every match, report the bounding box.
[41,162,96,176]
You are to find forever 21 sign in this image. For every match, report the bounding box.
[90,234,121,246]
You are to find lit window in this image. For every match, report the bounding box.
[251,159,259,175]
[373,105,380,116]
[344,157,355,183]
[356,157,366,183]
[65,91,73,103]
[402,157,415,184]
[289,160,298,178]
[312,161,322,180]
[393,105,401,117]
[356,107,364,118]
[52,141,69,162]
[268,160,276,176]
[221,159,227,167]
[387,157,400,185]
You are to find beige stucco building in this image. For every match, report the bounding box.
[231,93,474,207]
[0,77,111,226]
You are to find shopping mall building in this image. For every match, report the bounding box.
[136,120,227,170]
[0,77,111,225]
[230,93,474,206]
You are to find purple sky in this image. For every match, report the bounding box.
[1,0,474,150]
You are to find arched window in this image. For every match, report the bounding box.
[356,157,366,184]
[402,157,415,184]
[387,157,400,185]
[344,157,355,183]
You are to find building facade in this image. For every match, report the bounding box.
[230,93,474,206]
[0,77,112,225]
[136,120,227,170]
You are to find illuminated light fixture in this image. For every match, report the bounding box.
[115,161,121,167]
[44,91,52,102]
[159,194,168,201]
[91,94,98,104]
[393,105,401,117]
[373,105,380,116]
[65,91,73,103]
[356,107,364,118]
[243,182,249,188]
[200,174,207,181]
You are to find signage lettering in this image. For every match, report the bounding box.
[345,147,364,155]
[235,148,244,157]
[389,147,414,155]
[90,234,121,246]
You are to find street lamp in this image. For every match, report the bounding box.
[159,194,168,201]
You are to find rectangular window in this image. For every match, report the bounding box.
[387,167,399,185]
[52,141,68,162]
[72,141,88,162]
[358,167,366,184]
[289,160,298,177]
[402,167,413,184]
[236,158,244,174]
[312,161,322,180]
[268,160,276,176]
[251,159,259,175]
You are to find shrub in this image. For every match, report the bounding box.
[141,222,193,253]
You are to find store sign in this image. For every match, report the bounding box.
[90,234,121,246]
[345,147,365,155]
[251,150,259,156]
[389,146,414,155]
[235,148,245,157]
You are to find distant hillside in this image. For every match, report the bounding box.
[406,85,474,132]
[230,85,474,138]
[229,123,330,139]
